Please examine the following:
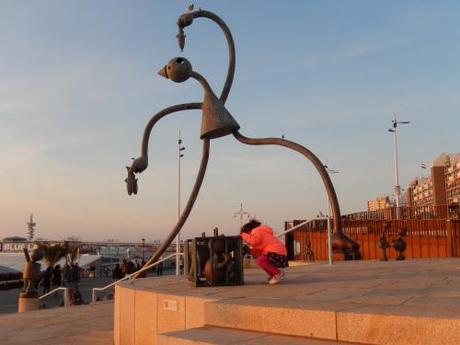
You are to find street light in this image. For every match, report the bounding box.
[388,113,410,211]
[176,131,185,275]
[233,203,250,227]
[141,238,145,261]
[325,165,339,266]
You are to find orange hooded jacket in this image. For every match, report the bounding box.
[240,225,287,256]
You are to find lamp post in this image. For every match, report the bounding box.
[324,165,339,266]
[177,131,185,275]
[141,238,145,261]
[388,113,410,212]
[233,203,250,227]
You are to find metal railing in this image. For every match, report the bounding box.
[91,252,183,303]
[38,287,70,308]
[276,219,310,238]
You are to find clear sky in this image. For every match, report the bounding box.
[1,1,459,242]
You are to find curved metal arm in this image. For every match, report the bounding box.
[126,102,201,194]
[140,102,202,158]
[233,130,343,233]
[134,138,210,278]
[177,10,235,103]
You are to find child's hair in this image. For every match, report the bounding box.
[240,219,261,234]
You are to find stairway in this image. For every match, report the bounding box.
[158,326,363,345]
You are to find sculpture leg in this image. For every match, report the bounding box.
[134,138,210,278]
[233,130,360,260]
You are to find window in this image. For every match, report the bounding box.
[294,240,301,256]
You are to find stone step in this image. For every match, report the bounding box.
[157,326,363,345]
[203,298,460,345]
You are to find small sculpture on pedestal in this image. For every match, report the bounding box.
[19,247,43,312]
[378,221,391,261]
[392,227,408,260]
[21,248,43,297]
[378,236,389,261]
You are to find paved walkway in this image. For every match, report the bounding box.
[0,277,114,314]
[0,301,113,345]
[1,258,459,344]
[133,258,460,317]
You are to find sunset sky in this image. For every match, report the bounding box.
[1,1,459,242]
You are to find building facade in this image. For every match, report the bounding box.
[406,153,460,208]
[367,196,393,211]
[1,237,36,253]
[446,155,460,204]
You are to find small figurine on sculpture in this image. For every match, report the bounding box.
[203,238,232,283]
[392,227,408,260]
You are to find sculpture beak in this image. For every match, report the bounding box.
[157,66,168,79]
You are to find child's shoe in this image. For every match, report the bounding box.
[268,270,285,285]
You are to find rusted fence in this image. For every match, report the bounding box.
[288,217,460,261]
[343,204,455,221]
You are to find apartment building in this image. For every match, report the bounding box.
[406,153,460,208]
[446,154,460,204]
[367,196,393,211]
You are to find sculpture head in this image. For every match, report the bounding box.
[30,248,43,262]
[158,57,192,83]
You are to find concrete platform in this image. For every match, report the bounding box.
[0,301,113,345]
[115,258,460,345]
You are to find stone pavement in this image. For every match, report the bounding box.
[131,258,460,317]
[0,277,114,315]
[0,301,113,345]
[119,258,460,344]
[1,259,459,344]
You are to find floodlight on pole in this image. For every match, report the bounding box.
[233,203,250,227]
[176,130,185,275]
[324,164,339,266]
[388,113,410,211]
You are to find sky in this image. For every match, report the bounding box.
[0,1,459,242]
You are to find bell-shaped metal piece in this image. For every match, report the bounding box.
[201,89,240,139]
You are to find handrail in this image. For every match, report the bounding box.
[38,287,70,308]
[91,252,183,303]
[276,219,310,238]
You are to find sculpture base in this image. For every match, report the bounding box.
[332,232,361,260]
[115,260,460,345]
[18,295,40,313]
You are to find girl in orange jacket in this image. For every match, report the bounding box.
[240,219,288,284]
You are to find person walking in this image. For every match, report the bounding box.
[41,267,52,294]
[52,264,62,287]
[112,263,123,281]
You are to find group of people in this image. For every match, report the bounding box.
[111,258,149,281]
[40,262,81,294]
[39,262,83,305]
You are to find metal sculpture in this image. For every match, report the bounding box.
[18,247,43,312]
[379,221,391,261]
[126,7,359,275]
[21,248,43,297]
[392,227,408,260]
